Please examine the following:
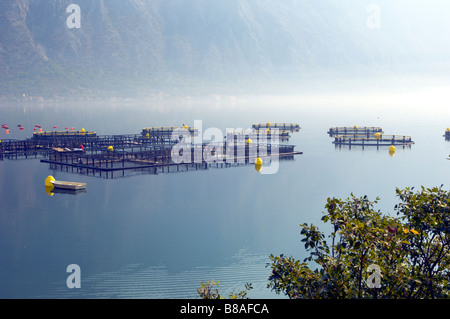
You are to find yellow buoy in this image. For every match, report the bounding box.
[374,132,381,139]
[45,175,55,187]
[353,125,357,129]
[266,128,270,134]
[446,128,450,132]
[107,146,114,152]
[80,128,86,133]
[389,145,396,157]
[254,157,263,172]
[267,122,271,127]
[247,138,252,144]
[184,124,188,129]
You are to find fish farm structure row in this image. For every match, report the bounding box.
[332,135,414,147]
[329,126,414,147]
[41,143,301,179]
[0,124,302,178]
[252,123,300,131]
[327,126,383,136]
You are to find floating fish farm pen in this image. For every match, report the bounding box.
[31,127,197,150]
[252,123,300,132]
[141,126,198,135]
[327,126,383,136]
[332,134,414,148]
[255,130,291,141]
[0,127,193,160]
[40,141,302,179]
[225,129,291,142]
[31,130,186,153]
[32,130,97,139]
[1,125,303,178]
[31,130,98,149]
[141,126,199,144]
[0,138,51,160]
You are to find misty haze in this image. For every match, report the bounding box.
[1,0,450,304]
[1,0,450,97]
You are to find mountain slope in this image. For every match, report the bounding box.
[1,0,449,97]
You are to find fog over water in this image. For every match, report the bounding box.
[2,77,450,298]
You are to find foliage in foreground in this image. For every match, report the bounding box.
[268,186,450,299]
[198,280,253,299]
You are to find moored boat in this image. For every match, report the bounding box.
[50,180,87,190]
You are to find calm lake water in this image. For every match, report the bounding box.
[2,83,450,298]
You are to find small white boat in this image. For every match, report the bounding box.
[51,180,87,190]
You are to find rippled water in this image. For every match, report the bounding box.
[2,84,450,298]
